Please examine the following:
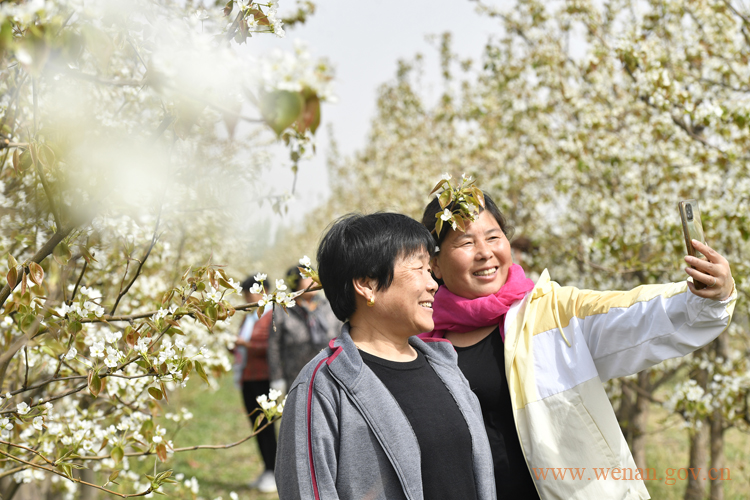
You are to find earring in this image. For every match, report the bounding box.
[367,296,375,307]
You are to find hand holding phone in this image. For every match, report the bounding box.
[679,200,707,290]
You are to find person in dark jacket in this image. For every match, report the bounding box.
[268,267,341,393]
[233,277,277,493]
[275,213,496,500]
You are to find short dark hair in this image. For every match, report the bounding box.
[421,190,513,247]
[284,266,303,292]
[317,213,436,321]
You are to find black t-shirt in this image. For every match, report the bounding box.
[454,326,540,499]
[360,349,479,500]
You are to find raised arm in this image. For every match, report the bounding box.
[572,242,736,381]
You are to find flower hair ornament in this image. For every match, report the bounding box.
[430,173,485,237]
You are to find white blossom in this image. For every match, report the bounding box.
[16,402,30,415]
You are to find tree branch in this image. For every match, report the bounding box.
[0,448,154,498]
[110,208,162,316]
[0,440,55,466]
[30,144,63,230]
[621,378,664,404]
[70,260,87,304]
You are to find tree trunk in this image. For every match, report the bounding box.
[709,411,725,500]
[685,352,709,500]
[631,371,650,469]
[79,469,99,500]
[709,333,729,500]
[684,421,709,500]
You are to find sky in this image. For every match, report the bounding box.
[240,0,511,226]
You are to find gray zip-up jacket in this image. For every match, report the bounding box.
[275,324,497,500]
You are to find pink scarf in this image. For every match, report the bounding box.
[419,264,535,341]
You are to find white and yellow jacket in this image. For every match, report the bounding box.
[505,270,736,499]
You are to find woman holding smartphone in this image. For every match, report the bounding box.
[419,184,735,499]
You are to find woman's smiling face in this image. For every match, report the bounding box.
[432,210,513,299]
[372,249,438,336]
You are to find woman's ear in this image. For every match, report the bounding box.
[352,277,376,304]
[431,256,443,280]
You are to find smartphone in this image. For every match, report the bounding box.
[678,200,707,290]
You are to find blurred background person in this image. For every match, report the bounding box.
[268,266,341,394]
[233,276,277,493]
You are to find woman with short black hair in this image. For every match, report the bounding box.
[275,212,496,500]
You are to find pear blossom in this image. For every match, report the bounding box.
[105,331,122,344]
[64,347,77,360]
[89,342,105,358]
[16,402,30,415]
[135,337,152,354]
[254,273,267,282]
[275,279,288,291]
[32,416,44,431]
[206,287,222,303]
[268,389,282,401]
[299,255,312,267]
[1,417,13,438]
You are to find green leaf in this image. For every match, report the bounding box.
[88,371,102,397]
[28,262,44,286]
[429,179,447,196]
[160,382,169,403]
[57,463,73,479]
[111,446,124,464]
[140,419,155,434]
[6,266,17,289]
[148,387,163,400]
[206,304,218,323]
[181,360,193,379]
[254,412,266,432]
[223,0,234,16]
[297,94,321,134]
[155,443,167,462]
[260,90,305,136]
[438,189,452,209]
[194,360,209,386]
[107,468,121,486]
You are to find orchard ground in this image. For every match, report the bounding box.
[123,374,750,500]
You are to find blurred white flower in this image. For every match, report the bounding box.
[268,389,282,401]
[32,416,44,431]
